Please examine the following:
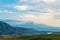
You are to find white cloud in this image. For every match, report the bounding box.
[43,0,56,2]
[29,0,56,3]
[0,10,3,12]
[0,10,14,14]
[31,0,41,3]
[14,5,29,10]
[20,0,28,2]
[1,0,60,27]
[18,10,60,27]
[19,13,52,24]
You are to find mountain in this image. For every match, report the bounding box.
[15,27,41,34]
[15,22,60,32]
[0,21,40,35]
[0,21,16,35]
[1,20,60,32]
[0,20,60,34]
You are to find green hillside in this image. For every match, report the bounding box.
[0,34,60,40]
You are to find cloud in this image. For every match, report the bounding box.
[18,11,60,27]
[0,10,3,12]
[0,10,14,14]
[0,0,60,27]
[19,13,52,24]
[43,0,56,2]
[14,5,29,10]
[20,0,28,2]
[26,0,56,3]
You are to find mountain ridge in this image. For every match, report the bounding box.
[0,21,41,35]
[1,20,60,32]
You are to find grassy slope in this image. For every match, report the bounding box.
[0,34,60,40]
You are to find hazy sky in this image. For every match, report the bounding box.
[0,0,60,27]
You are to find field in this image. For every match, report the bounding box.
[0,34,60,40]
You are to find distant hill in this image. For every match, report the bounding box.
[0,21,41,35]
[0,20,60,35]
[0,21,16,35]
[1,20,60,32]
[15,22,60,32]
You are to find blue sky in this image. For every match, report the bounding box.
[0,0,60,27]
